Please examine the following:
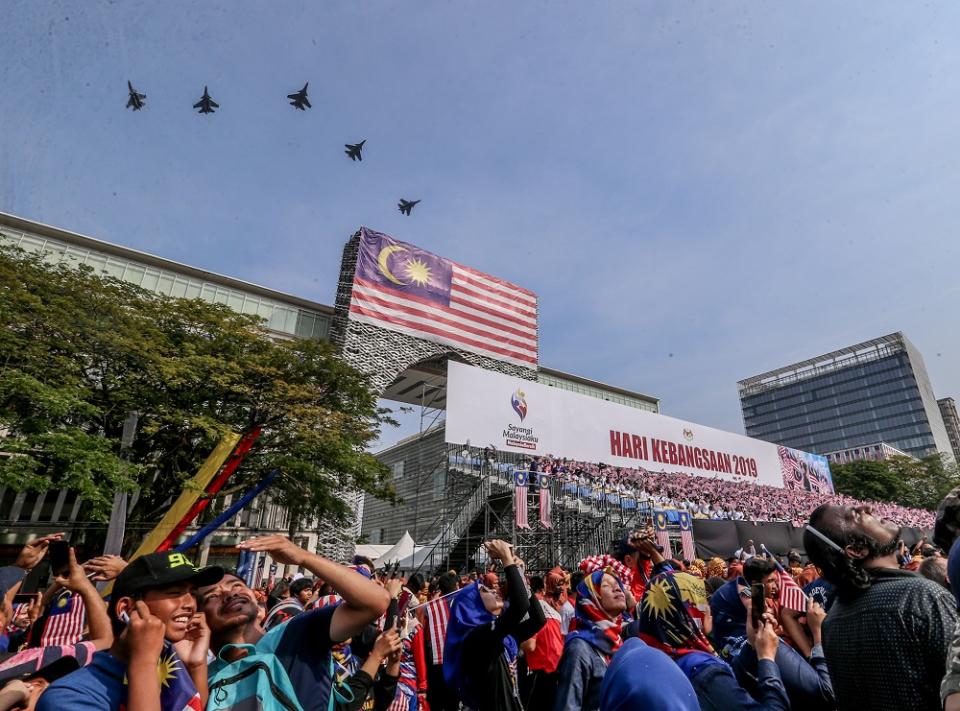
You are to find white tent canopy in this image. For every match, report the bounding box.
[372,531,418,568]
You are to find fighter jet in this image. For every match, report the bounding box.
[126,81,146,111]
[398,199,421,216]
[193,86,219,114]
[287,83,311,110]
[344,140,365,161]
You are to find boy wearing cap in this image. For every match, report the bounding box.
[37,551,223,711]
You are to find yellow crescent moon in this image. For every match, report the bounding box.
[377,245,409,286]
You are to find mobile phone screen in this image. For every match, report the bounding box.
[48,540,70,577]
[12,594,36,606]
[750,583,766,629]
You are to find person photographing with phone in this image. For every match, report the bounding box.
[37,551,223,711]
[443,539,545,711]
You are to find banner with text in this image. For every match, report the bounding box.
[445,361,833,491]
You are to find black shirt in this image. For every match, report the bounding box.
[461,565,546,711]
[822,567,957,711]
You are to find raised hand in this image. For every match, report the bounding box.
[126,600,165,662]
[174,612,211,668]
[372,627,402,661]
[54,547,94,593]
[14,533,64,571]
[484,539,515,566]
[83,554,128,582]
[238,535,307,567]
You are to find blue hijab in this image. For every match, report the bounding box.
[442,583,518,709]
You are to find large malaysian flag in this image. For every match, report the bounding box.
[349,228,538,368]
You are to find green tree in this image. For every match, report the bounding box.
[830,454,960,511]
[0,245,394,545]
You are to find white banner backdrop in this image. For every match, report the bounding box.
[445,361,793,489]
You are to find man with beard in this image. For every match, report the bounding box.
[804,504,956,711]
[198,536,390,711]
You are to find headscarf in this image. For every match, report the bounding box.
[544,566,568,610]
[579,554,633,588]
[636,571,714,659]
[566,569,624,660]
[442,583,517,709]
[706,557,727,579]
[600,638,701,711]
[688,559,707,579]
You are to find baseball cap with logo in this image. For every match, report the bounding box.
[113,552,223,601]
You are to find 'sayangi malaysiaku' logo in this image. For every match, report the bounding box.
[510,389,528,422]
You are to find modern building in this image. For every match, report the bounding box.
[738,333,954,461]
[938,398,960,463]
[0,211,660,565]
[822,441,915,465]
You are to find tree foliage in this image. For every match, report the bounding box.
[831,454,960,511]
[0,245,394,537]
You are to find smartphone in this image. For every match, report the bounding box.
[750,583,766,630]
[48,540,70,577]
[12,593,37,606]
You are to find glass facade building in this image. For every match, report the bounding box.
[739,333,953,460]
[0,214,332,341]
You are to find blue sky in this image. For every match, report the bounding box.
[3,2,959,447]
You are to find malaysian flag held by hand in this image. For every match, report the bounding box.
[761,545,808,613]
[538,473,552,529]
[678,511,695,561]
[39,591,86,646]
[652,510,672,558]
[349,228,538,368]
[514,470,530,529]
[423,595,452,664]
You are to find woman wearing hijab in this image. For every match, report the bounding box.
[443,540,545,711]
[553,568,627,711]
[634,570,789,711]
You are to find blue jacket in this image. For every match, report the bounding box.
[681,654,789,711]
[553,637,607,711]
[732,640,835,710]
[710,578,747,646]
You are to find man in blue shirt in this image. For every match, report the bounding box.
[37,551,223,711]
[200,535,390,711]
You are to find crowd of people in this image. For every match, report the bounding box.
[533,456,935,528]
[0,493,957,710]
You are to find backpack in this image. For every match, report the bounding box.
[207,637,303,711]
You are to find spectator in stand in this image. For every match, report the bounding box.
[553,568,627,711]
[200,535,390,711]
[805,504,957,710]
[443,540,545,711]
[735,540,758,561]
[634,569,788,710]
[38,551,222,711]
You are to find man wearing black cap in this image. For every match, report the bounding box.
[37,551,223,711]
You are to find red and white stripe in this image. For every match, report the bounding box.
[423,596,450,665]
[654,529,672,557]
[350,261,538,368]
[40,593,86,646]
[777,570,808,613]
[515,483,529,530]
[680,529,695,561]
[539,482,552,529]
